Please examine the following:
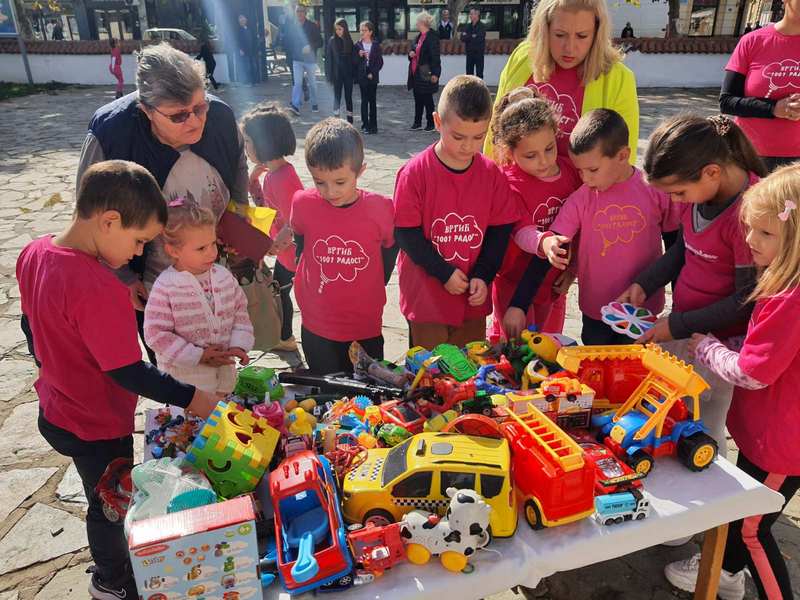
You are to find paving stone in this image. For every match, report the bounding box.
[0,590,19,600]
[0,359,37,402]
[0,503,87,575]
[55,465,87,506]
[34,561,91,600]
[0,319,27,355]
[0,234,32,251]
[0,467,58,523]
[0,402,52,467]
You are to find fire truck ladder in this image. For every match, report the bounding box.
[504,404,585,472]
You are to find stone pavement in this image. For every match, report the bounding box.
[0,75,796,599]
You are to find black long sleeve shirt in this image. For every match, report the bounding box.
[719,69,777,119]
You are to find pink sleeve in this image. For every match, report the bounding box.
[550,190,582,239]
[143,280,204,367]
[726,35,751,75]
[729,217,754,267]
[229,280,255,352]
[738,294,800,385]
[276,168,304,221]
[513,225,546,255]
[289,190,306,234]
[74,284,141,371]
[695,335,766,390]
[393,165,424,228]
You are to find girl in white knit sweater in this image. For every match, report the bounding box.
[144,199,254,394]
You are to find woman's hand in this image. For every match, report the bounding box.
[616,283,647,306]
[367,73,373,80]
[636,317,673,344]
[408,50,416,59]
[185,389,220,419]
[774,94,800,121]
[503,307,527,341]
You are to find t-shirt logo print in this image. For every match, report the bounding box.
[529,83,579,139]
[312,235,370,292]
[591,204,646,257]
[762,59,800,98]
[430,213,484,261]
[532,196,565,229]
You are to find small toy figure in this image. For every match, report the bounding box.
[376,424,411,447]
[224,556,235,572]
[350,341,412,388]
[221,573,237,588]
[287,407,316,437]
[234,365,284,400]
[252,400,288,436]
[400,488,491,572]
[188,565,202,580]
[594,488,650,526]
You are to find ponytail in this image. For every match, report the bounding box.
[644,114,767,183]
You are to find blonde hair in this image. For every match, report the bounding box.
[491,87,559,164]
[163,199,217,247]
[527,0,622,85]
[741,162,800,301]
[416,10,434,29]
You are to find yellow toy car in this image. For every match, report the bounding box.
[341,432,517,538]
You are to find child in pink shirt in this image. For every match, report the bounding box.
[621,114,767,458]
[241,103,304,351]
[663,164,800,600]
[291,118,397,374]
[488,87,582,342]
[144,200,253,394]
[504,109,680,344]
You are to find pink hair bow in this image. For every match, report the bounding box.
[778,200,796,222]
[168,197,186,208]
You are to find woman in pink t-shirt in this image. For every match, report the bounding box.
[108,38,124,99]
[720,1,800,172]
[663,163,800,600]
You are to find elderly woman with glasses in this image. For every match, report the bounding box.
[76,43,248,360]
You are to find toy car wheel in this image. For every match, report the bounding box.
[102,502,120,523]
[363,509,394,528]
[604,517,616,526]
[678,432,718,472]
[614,516,623,524]
[628,450,654,476]
[523,500,545,531]
[636,513,646,520]
[566,394,577,403]
[545,394,556,403]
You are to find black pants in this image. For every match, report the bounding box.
[360,81,378,131]
[274,261,295,342]
[466,53,484,79]
[722,451,800,599]
[38,412,134,584]
[581,314,634,346]
[301,325,383,375]
[413,90,435,127]
[762,156,799,173]
[333,74,354,121]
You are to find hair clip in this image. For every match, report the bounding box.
[168,197,186,208]
[707,115,732,136]
[778,200,796,222]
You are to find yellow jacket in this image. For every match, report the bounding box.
[484,40,639,165]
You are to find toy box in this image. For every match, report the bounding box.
[129,495,260,600]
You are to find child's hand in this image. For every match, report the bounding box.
[228,347,250,365]
[268,227,293,256]
[185,389,220,419]
[617,283,647,306]
[542,235,571,270]
[552,271,576,296]
[467,278,488,306]
[200,344,235,366]
[444,269,469,295]
[128,280,148,311]
[636,317,673,344]
[687,333,708,358]
[503,307,527,340]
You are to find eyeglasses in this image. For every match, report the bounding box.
[149,98,210,124]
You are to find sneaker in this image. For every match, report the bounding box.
[312,104,319,113]
[288,104,300,116]
[272,336,298,352]
[661,534,694,547]
[88,571,138,600]
[424,123,436,131]
[409,123,422,130]
[664,553,745,600]
[333,109,340,118]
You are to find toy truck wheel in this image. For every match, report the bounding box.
[636,513,646,520]
[406,543,432,565]
[440,551,468,572]
[604,517,616,526]
[628,450,654,476]
[524,500,545,531]
[678,432,718,471]
[363,509,394,528]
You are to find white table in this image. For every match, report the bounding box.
[262,456,783,600]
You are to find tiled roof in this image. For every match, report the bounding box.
[0,39,206,55]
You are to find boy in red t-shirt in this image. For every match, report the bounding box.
[394,75,519,349]
[291,118,397,374]
[17,161,219,600]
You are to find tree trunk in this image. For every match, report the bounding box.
[447,0,477,28]
[666,0,681,37]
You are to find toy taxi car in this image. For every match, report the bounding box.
[341,432,517,538]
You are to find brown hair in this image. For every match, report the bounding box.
[437,75,493,122]
[77,160,167,228]
[644,114,767,183]
[240,102,297,163]
[305,117,364,172]
[569,108,628,158]
[334,18,354,54]
[162,199,217,247]
[491,87,559,159]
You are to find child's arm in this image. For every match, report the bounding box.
[228,282,255,354]
[143,282,206,367]
[503,255,553,338]
[382,243,400,285]
[690,334,766,390]
[468,223,514,305]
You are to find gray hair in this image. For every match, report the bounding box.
[136,43,206,107]
[416,11,434,29]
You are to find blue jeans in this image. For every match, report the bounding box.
[292,60,318,108]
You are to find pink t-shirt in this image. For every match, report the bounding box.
[17,236,142,441]
[726,25,800,158]
[255,162,303,271]
[727,286,800,474]
[673,174,757,337]
[394,145,520,326]
[526,66,585,159]
[291,189,394,341]
[551,168,681,319]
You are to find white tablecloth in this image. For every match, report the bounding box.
[262,457,784,600]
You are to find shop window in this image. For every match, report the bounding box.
[334,7,358,32]
[688,0,719,35]
[457,8,498,32]
[501,6,521,38]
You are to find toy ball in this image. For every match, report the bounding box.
[298,399,317,413]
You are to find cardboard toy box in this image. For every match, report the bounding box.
[129,495,260,600]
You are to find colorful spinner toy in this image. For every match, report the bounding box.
[600,302,659,339]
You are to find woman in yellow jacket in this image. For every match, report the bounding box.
[484,0,639,165]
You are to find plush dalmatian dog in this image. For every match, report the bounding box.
[399,487,492,571]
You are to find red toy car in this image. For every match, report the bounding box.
[378,400,427,434]
[433,378,476,412]
[576,440,644,495]
[347,522,406,577]
[95,457,133,522]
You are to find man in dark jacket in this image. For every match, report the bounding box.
[236,14,259,84]
[286,5,323,113]
[438,9,453,40]
[460,7,486,79]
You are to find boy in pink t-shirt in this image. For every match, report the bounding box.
[291,118,397,374]
[394,75,519,350]
[510,109,679,345]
